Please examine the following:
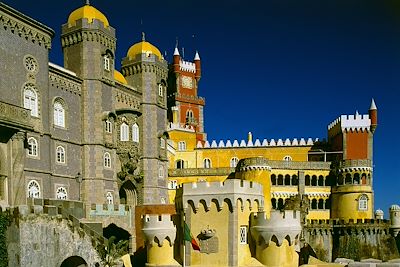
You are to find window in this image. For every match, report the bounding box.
[158,84,163,97]
[178,141,186,151]
[230,157,239,168]
[23,84,38,117]
[186,110,195,124]
[104,152,111,168]
[103,55,110,71]
[358,194,368,211]
[283,155,292,161]
[204,158,211,168]
[56,187,68,200]
[53,101,65,127]
[132,123,139,142]
[27,137,38,157]
[56,145,66,164]
[176,159,185,169]
[168,180,178,189]
[158,166,164,178]
[240,226,247,244]
[105,120,112,133]
[160,138,165,149]
[27,180,40,198]
[106,192,113,205]
[120,122,129,141]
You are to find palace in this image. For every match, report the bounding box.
[0,2,399,267]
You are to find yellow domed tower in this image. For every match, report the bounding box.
[329,100,378,221]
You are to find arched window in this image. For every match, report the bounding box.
[106,192,113,205]
[56,186,68,200]
[278,198,284,210]
[358,194,368,211]
[353,173,360,184]
[56,146,65,163]
[178,141,186,151]
[105,120,112,133]
[23,84,38,117]
[361,173,367,185]
[160,138,165,148]
[345,173,352,184]
[283,155,292,161]
[27,137,38,157]
[305,175,310,186]
[53,100,65,127]
[337,174,344,185]
[277,174,283,185]
[271,198,277,209]
[176,159,185,169]
[311,199,318,210]
[318,175,324,186]
[186,109,195,124]
[271,174,276,185]
[292,175,298,186]
[104,152,111,168]
[103,55,110,71]
[284,174,291,186]
[325,198,331,210]
[132,123,139,142]
[311,175,317,186]
[27,180,40,198]
[158,166,164,178]
[120,122,129,141]
[318,199,324,209]
[158,84,163,97]
[204,158,211,168]
[230,157,239,168]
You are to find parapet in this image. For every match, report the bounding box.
[196,138,319,149]
[168,122,195,132]
[179,60,196,73]
[177,179,264,212]
[236,157,271,172]
[328,113,371,135]
[142,214,176,246]
[250,210,301,246]
[89,204,129,217]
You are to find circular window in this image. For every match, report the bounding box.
[24,55,38,73]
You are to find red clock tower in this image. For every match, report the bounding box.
[167,47,206,142]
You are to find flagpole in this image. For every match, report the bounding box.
[183,212,186,267]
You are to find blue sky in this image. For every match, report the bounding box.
[4,0,399,215]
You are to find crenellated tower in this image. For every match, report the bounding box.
[168,47,206,142]
[61,3,118,205]
[328,99,378,220]
[121,35,169,205]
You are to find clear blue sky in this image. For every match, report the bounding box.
[4,0,399,216]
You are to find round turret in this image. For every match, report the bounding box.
[67,4,109,27]
[375,209,384,220]
[390,205,400,236]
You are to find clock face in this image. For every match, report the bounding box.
[181,76,193,89]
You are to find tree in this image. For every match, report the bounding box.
[96,236,129,267]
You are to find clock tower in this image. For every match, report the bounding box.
[167,47,206,142]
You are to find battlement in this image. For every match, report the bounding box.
[328,113,371,133]
[306,218,390,227]
[142,214,176,246]
[250,210,301,246]
[179,60,196,73]
[197,137,319,149]
[236,157,271,172]
[167,122,195,132]
[89,204,129,217]
[177,179,264,212]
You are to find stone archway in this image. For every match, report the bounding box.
[119,180,137,206]
[60,256,87,267]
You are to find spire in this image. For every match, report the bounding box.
[370,98,377,110]
[142,32,146,42]
[174,47,180,56]
[194,50,200,60]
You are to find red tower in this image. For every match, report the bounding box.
[168,47,206,142]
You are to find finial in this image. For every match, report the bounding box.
[370,98,377,110]
[194,50,200,60]
[142,32,146,41]
[86,0,90,5]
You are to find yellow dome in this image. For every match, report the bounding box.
[68,5,109,27]
[114,70,127,85]
[127,41,162,60]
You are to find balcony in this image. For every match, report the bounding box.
[0,101,32,131]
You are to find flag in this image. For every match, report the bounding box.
[184,222,200,251]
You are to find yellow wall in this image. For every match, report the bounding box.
[147,239,179,265]
[331,186,373,220]
[256,239,299,267]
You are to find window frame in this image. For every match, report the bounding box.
[105,120,112,133]
[103,55,110,71]
[27,180,40,198]
[23,84,38,117]
[56,145,66,164]
[120,122,129,141]
[106,192,113,205]
[132,123,139,143]
[27,137,38,157]
[230,157,239,168]
[178,141,186,151]
[53,100,66,128]
[358,194,368,211]
[239,226,247,244]
[104,152,111,168]
[204,158,212,168]
[55,186,68,200]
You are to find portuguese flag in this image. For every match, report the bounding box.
[184,222,200,251]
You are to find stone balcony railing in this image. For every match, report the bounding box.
[0,101,32,130]
[339,159,372,168]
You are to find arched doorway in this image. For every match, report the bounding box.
[119,180,137,206]
[60,256,87,267]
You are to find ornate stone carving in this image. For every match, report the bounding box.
[49,71,82,95]
[199,236,218,254]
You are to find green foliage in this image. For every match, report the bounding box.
[0,210,11,267]
[96,236,129,267]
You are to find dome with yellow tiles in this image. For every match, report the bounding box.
[127,36,162,60]
[114,70,127,85]
[68,4,109,27]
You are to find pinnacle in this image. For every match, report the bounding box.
[370,98,377,110]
